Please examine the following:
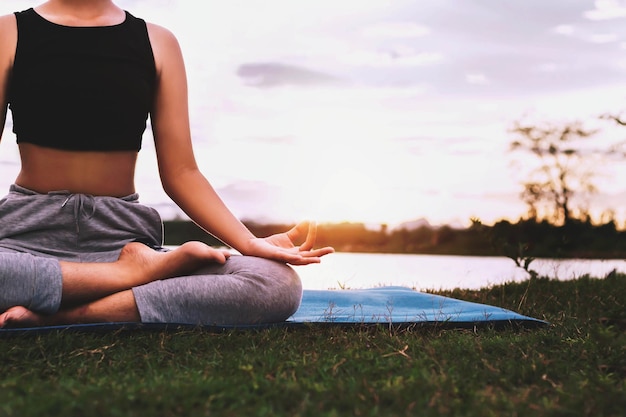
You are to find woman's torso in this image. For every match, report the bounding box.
[2,4,156,197]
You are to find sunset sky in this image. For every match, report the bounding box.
[1,0,626,228]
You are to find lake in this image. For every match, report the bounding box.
[295,252,626,291]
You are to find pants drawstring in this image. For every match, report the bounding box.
[61,194,97,233]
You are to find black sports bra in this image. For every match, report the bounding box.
[8,8,157,151]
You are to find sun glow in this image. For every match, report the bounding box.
[313,168,381,223]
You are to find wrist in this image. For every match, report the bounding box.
[232,235,258,256]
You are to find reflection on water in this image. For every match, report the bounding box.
[296,252,626,291]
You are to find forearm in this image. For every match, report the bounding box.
[162,168,257,252]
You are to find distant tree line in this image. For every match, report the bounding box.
[314,219,626,259]
[163,218,626,259]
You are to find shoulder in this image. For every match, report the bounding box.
[0,14,16,107]
[145,22,184,75]
[0,14,17,65]
[0,13,17,35]
[146,22,182,54]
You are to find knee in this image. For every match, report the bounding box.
[261,259,303,316]
[241,257,303,321]
[275,262,303,312]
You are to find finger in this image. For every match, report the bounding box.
[259,250,325,266]
[285,221,308,244]
[286,256,321,266]
[299,246,334,258]
[261,241,331,265]
[266,248,307,264]
[299,221,317,252]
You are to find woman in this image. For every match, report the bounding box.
[0,0,333,328]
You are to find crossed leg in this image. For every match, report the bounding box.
[60,241,231,306]
[0,290,138,327]
[0,241,232,328]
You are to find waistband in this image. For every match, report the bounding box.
[8,184,143,234]
[9,183,140,202]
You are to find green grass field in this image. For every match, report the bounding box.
[1,273,625,417]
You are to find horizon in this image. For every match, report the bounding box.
[1,0,626,229]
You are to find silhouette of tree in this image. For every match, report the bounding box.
[509,119,604,225]
[600,112,626,158]
[601,112,626,127]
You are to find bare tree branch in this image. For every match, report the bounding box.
[509,119,603,225]
[600,113,626,126]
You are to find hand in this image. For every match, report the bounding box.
[245,221,334,265]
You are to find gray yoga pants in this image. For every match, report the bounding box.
[0,184,302,325]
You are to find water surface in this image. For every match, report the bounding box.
[296,252,626,290]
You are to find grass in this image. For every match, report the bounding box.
[1,273,625,417]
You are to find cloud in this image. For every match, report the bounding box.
[465,73,489,85]
[236,62,342,88]
[551,23,619,45]
[553,24,576,36]
[584,0,626,20]
[215,180,312,223]
[587,33,620,43]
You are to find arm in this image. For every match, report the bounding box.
[146,24,332,264]
[0,14,17,143]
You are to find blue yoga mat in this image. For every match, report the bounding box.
[0,286,546,335]
[292,286,544,325]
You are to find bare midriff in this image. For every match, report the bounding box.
[15,143,139,197]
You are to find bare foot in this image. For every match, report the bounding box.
[0,306,43,328]
[116,241,232,286]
